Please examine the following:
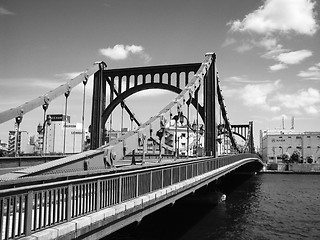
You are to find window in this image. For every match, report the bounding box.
[307,136,311,138]
[181,133,186,138]
[307,146,311,148]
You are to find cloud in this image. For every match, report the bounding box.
[261,45,288,59]
[229,0,318,35]
[223,81,320,115]
[270,64,288,71]
[224,80,282,112]
[268,49,313,71]
[275,88,320,114]
[276,49,312,64]
[298,62,320,80]
[240,80,281,111]
[0,6,15,15]
[235,43,253,53]
[100,44,151,62]
[224,75,273,84]
[130,89,170,98]
[222,38,236,47]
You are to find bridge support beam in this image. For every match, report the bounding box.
[90,64,106,149]
[204,53,217,157]
[249,121,254,153]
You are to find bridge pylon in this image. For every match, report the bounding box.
[204,53,217,157]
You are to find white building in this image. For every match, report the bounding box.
[44,114,84,154]
[260,129,320,163]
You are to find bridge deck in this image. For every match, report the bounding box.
[0,154,262,240]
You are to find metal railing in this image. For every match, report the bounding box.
[0,154,256,240]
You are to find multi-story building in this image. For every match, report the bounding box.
[260,129,320,163]
[8,130,32,155]
[44,114,84,154]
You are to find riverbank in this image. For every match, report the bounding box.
[262,162,320,174]
[261,170,320,174]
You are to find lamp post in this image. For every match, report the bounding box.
[15,116,23,157]
[37,116,52,155]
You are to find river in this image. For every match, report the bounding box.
[105,173,320,240]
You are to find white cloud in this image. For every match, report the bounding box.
[269,49,312,71]
[0,6,15,15]
[262,46,287,58]
[240,80,281,110]
[258,37,278,50]
[270,63,288,71]
[222,38,236,47]
[229,0,318,35]
[130,89,170,98]
[100,44,151,63]
[276,49,312,64]
[224,75,273,84]
[125,45,143,54]
[224,80,282,112]
[235,43,253,53]
[275,88,320,114]
[298,62,320,80]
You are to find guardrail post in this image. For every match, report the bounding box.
[150,171,153,192]
[119,176,122,203]
[136,174,139,197]
[96,180,101,211]
[25,191,33,236]
[161,169,164,189]
[66,185,72,222]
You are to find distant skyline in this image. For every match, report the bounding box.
[0,0,319,147]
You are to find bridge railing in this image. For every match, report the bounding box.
[0,154,256,240]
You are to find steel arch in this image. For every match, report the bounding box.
[101,82,204,127]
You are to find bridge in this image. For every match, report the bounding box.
[0,52,263,240]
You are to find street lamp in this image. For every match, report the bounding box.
[37,115,52,155]
[15,115,23,157]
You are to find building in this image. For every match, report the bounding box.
[260,129,320,163]
[105,124,202,157]
[8,130,33,155]
[0,140,8,156]
[44,114,84,154]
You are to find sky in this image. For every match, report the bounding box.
[0,0,319,148]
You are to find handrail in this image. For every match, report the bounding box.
[0,63,102,124]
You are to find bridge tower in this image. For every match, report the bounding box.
[90,63,106,149]
[204,53,217,157]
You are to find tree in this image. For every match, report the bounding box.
[281,152,290,163]
[306,155,313,164]
[290,150,301,163]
